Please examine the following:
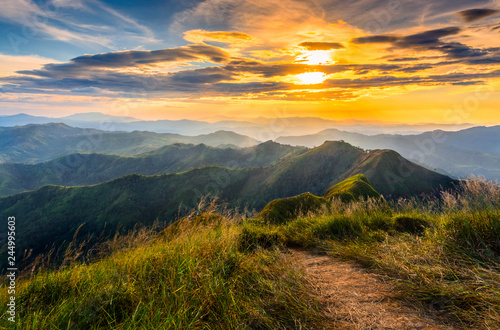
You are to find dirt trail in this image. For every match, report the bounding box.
[289,249,451,330]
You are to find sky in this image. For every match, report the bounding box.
[0,0,499,124]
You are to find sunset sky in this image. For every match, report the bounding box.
[0,0,499,124]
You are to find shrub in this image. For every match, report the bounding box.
[445,210,500,258]
[393,215,429,235]
[239,222,284,252]
[325,174,382,202]
[259,193,329,225]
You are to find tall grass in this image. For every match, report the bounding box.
[0,210,320,329]
[241,176,500,328]
[2,177,499,329]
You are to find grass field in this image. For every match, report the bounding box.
[1,177,499,329]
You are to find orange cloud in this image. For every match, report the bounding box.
[184,29,257,46]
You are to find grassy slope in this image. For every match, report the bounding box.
[1,179,498,329]
[242,178,500,328]
[0,217,321,329]
[0,141,306,196]
[339,149,456,197]
[325,173,381,202]
[259,193,330,224]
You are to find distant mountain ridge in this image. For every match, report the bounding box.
[0,123,260,164]
[0,141,306,196]
[276,126,500,181]
[0,112,475,138]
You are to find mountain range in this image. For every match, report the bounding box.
[0,123,259,164]
[276,126,500,181]
[0,142,306,196]
[0,140,456,271]
[0,112,475,138]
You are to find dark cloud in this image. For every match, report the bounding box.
[169,67,235,84]
[298,42,345,50]
[73,44,230,66]
[3,65,499,100]
[398,27,460,46]
[324,70,500,89]
[352,35,398,44]
[352,27,460,46]
[388,57,421,62]
[458,8,500,22]
[464,56,500,64]
[351,27,493,59]
[451,81,484,85]
[2,66,235,96]
[224,61,411,77]
[16,45,230,79]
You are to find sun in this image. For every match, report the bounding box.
[296,50,334,65]
[295,72,327,84]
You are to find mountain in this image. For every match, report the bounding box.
[0,112,475,139]
[61,112,137,122]
[0,123,260,164]
[0,141,306,196]
[276,126,500,181]
[0,141,456,271]
[325,174,381,202]
[259,174,383,223]
[0,113,55,126]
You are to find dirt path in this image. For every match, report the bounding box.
[289,249,451,329]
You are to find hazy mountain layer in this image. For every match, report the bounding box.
[0,112,474,138]
[276,126,500,180]
[0,123,259,164]
[0,142,306,196]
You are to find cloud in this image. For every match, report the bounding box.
[351,35,398,44]
[183,30,257,45]
[397,27,461,46]
[298,42,345,50]
[70,86,105,94]
[15,44,231,79]
[5,50,494,101]
[170,0,364,54]
[0,0,156,50]
[324,71,500,89]
[458,8,500,22]
[69,45,230,67]
[352,27,460,46]
[169,67,235,84]
[352,27,494,59]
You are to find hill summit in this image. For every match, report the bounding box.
[325,174,382,202]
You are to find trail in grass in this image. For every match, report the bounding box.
[289,249,451,330]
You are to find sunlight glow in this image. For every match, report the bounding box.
[296,50,334,65]
[295,72,327,84]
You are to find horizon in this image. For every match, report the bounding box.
[2,111,496,130]
[0,1,499,124]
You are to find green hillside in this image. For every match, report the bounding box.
[338,149,453,197]
[0,141,306,196]
[325,174,381,202]
[276,127,500,181]
[1,177,498,329]
[259,174,382,223]
[0,141,456,271]
[0,123,260,164]
[259,193,329,224]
